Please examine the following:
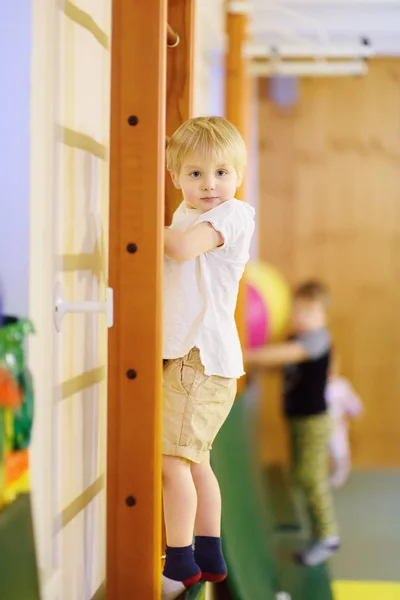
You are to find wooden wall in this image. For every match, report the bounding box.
[258,59,400,468]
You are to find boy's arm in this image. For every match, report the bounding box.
[164,223,223,261]
[245,341,308,369]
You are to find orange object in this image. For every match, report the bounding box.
[5,449,29,487]
[0,368,22,409]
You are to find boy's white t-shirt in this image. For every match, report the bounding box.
[163,198,255,378]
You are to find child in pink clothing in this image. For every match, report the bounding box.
[326,368,363,489]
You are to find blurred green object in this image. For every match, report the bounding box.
[0,409,4,504]
[0,317,35,375]
[13,368,34,450]
[0,314,40,597]
[0,316,35,451]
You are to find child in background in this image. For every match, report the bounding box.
[162,116,255,599]
[246,280,340,566]
[326,356,363,489]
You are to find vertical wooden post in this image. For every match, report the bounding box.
[107,1,166,598]
[225,0,250,390]
[161,0,196,556]
[165,0,196,225]
[225,0,249,160]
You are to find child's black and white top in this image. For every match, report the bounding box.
[284,328,331,418]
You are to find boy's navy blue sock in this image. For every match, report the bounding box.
[194,536,227,582]
[163,545,201,588]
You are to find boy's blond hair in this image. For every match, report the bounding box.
[294,280,331,308]
[166,116,247,176]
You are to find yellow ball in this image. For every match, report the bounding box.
[244,261,292,341]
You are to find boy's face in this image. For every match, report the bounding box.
[171,155,243,212]
[292,298,326,334]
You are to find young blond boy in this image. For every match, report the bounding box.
[246,281,340,566]
[162,116,255,598]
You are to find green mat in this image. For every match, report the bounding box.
[267,464,301,533]
[0,494,41,600]
[211,386,281,600]
[274,537,333,600]
[264,464,333,599]
[183,582,207,599]
[212,386,334,600]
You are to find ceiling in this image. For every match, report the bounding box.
[249,0,400,57]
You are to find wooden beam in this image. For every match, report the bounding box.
[225,0,250,391]
[165,0,196,225]
[107,0,166,598]
[225,0,249,149]
[161,0,197,558]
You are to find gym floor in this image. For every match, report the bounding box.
[331,470,400,600]
[269,467,400,600]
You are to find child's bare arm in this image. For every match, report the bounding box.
[164,223,224,261]
[245,341,308,369]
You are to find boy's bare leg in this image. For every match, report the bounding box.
[162,455,197,547]
[162,455,201,598]
[191,451,221,536]
[191,452,227,582]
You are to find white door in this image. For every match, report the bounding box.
[29,1,112,599]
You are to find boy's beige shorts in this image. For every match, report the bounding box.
[163,347,237,463]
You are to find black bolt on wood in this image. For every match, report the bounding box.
[127,242,138,253]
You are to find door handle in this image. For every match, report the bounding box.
[53,282,114,332]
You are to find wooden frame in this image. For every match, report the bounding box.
[162,0,196,556]
[107,0,196,597]
[225,0,250,388]
[165,0,196,225]
[107,0,167,598]
[225,0,248,142]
